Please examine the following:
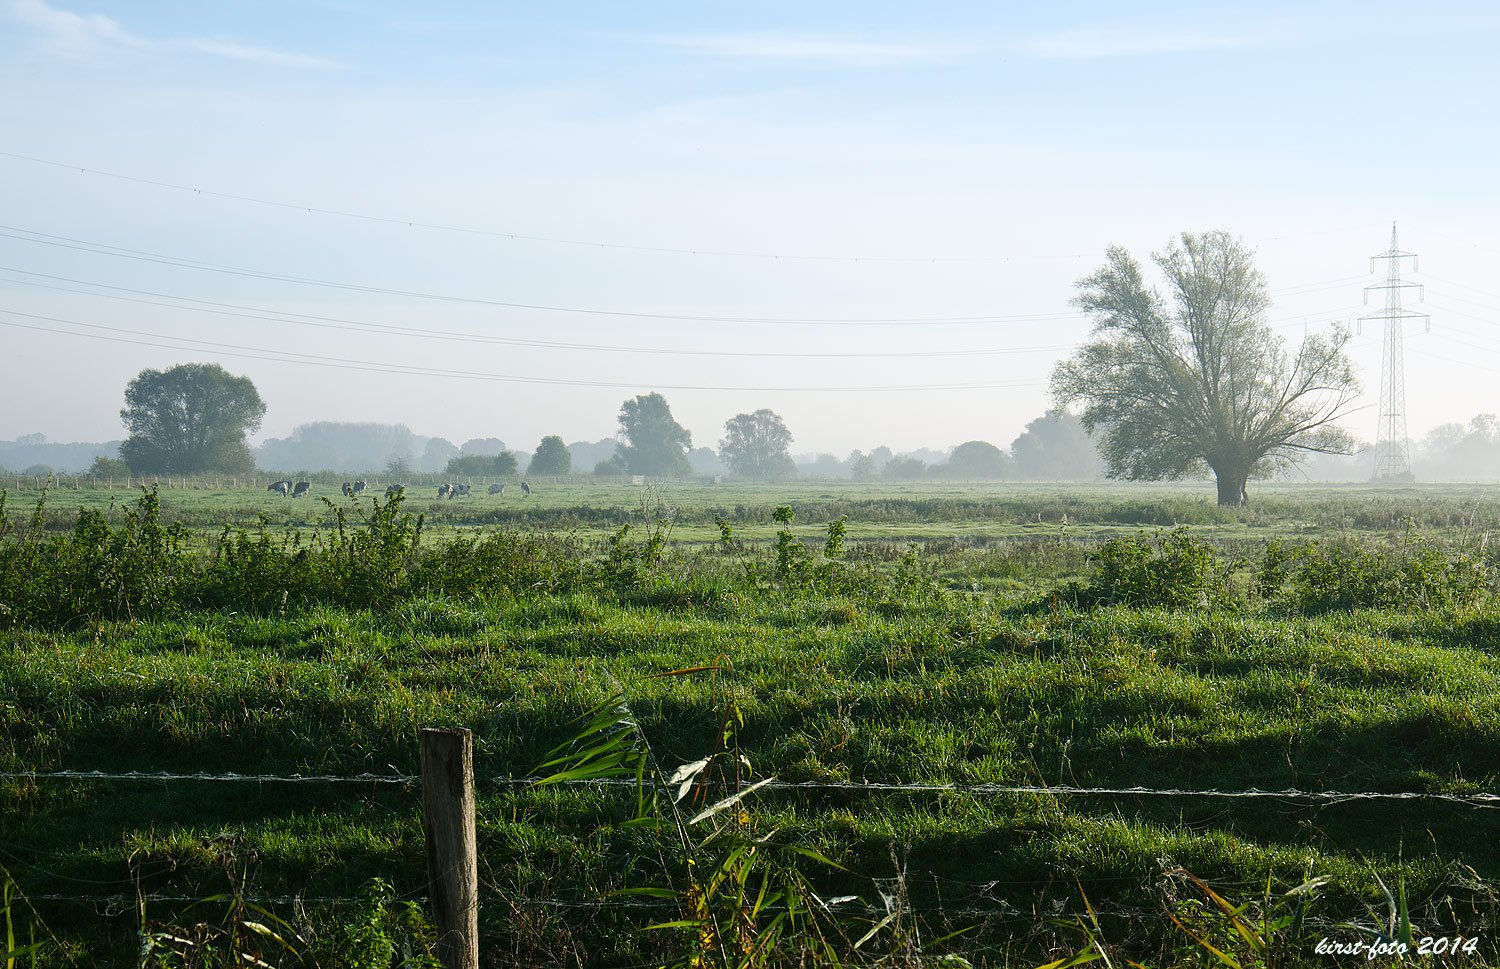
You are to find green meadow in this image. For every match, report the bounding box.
[3,480,1500,966]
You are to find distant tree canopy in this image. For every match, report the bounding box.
[1052,230,1358,504]
[119,363,265,474]
[529,436,572,475]
[87,456,132,478]
[460,437,507,456]
[942,440,1012,479]
[1010,409,1101,481]
[1418,415,1500,480]
[444,452,518,477]
[687,446,728,476]
[800,453,845,478]
[421,437,460,472]
[594,454,629,476]
[847,451,878,481]
[617,393,692,477]
[719,409,795,478]
[256,422,420,473]
[882,455,927,480]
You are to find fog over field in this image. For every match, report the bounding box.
[2,2,1498,473]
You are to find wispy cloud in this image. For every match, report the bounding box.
[6,0,141,58]
[1021,27,1242,60]
[656,33,939,65]
[5,0,337,67]
[171,38,338,69]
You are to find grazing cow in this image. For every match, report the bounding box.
[487,483,505,496]
[520,481,531,496]
[342,481,352,497]
[452,484,471,497]
[438,483,453,499]
[268,480,291,496]
[386,484,405,498]
[292,481,311,497]
[350,480,366,496]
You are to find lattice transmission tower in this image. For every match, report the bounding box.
[1360,222,1429,481]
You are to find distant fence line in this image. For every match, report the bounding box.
[0,472,623,493]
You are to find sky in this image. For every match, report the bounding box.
[2,1,1498,461]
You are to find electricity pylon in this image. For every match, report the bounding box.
[1360,222,1428,482]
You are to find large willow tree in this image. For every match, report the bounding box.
[1052,231,1359,505]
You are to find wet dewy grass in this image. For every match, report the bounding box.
[5,489,1500,965]
[7,591,1500,963]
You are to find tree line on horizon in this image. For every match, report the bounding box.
[11,229,1499,498]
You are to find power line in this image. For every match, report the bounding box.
[0,311,1048,393]
[0,149,1097,265]
[0,268,1077,360]
[0,225,1077,325]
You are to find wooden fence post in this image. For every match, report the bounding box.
[420,727,478,969]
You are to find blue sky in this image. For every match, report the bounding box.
[2,1,1498,460]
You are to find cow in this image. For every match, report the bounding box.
[342,481,352,497]
[350,480,366,496]
[520,481,531,496]
[487,483,505,496]
[452,484,471,497]
[386,484,405,498]
[292,481,311,497]
[268,480,291,496]
[438,483,453,499]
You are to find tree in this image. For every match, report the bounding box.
[719,409,795,479]
[847,451,877,481]
[882,455,927,480]
[460,437,507,456]
[1052,231,1359,505]
[617,393,692,477]
[256,422,420,473]
[1010,409,1101,480]
[445,452,518,477]
[942,440,1012,479]
[119,363,265,474]
[529,435,572,475]
[87,455,131,477]
[420,437,459,472]
[594,454,629,476]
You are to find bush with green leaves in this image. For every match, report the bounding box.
[0,487,190,628]
[1271,536,1493,613]
[1065,528,1240,610]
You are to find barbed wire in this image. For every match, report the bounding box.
[493,775,1500,805]
[10,769,1499,805]
[0,769,415,784]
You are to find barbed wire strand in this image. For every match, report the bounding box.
[9,769,1498,804]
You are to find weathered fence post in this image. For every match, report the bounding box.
[420,727,478,969]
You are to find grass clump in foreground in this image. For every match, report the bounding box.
[3,487,1500,965]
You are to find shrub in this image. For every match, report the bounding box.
[1068,528,1239,610]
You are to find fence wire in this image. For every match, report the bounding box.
[8,769,1500,805]
[0,769,416,784]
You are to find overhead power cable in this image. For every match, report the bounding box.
[0,148,1096,264]
[0,225,1075,325]
[0,268,1075,360]
[0,310,1048,393]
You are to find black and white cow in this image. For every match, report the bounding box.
[438,483,453,499]
[487,483,505,496]
[268,480,291,496]
[452,484,471,497]
[350,480,366,496]
[386,484,405,498]
[520,481,531,496]
[292,481,311,497]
